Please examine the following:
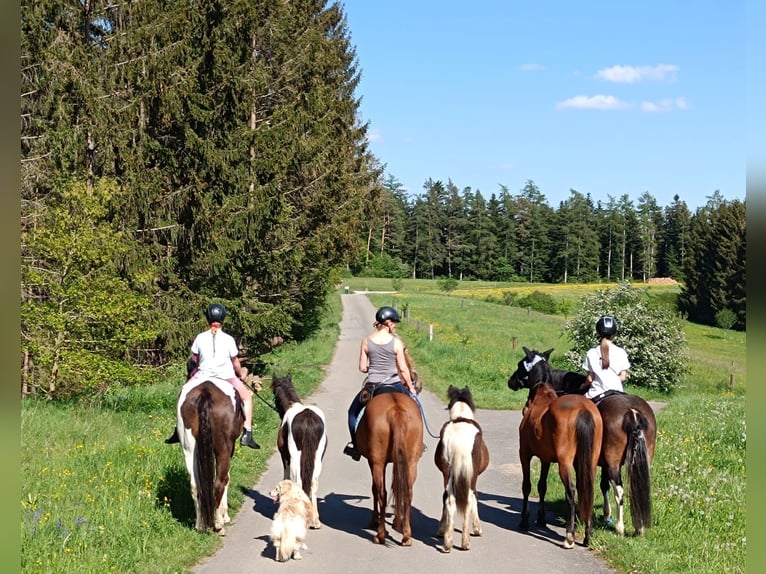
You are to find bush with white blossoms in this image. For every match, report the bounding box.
[563,281,689,393]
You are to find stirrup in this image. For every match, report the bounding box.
[343,442,361,461]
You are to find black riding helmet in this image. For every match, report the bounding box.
[205,303,227,324]
[596,315,618,338]
[375,305,401,324]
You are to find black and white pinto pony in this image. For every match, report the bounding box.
[434,385,490,552]
[508,346,656,537]
[271,374,327,529]
[176,378,245,535]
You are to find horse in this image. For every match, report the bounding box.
[271,374,327,529]
[518,382,602,548]
[176,379,245,535]
[508,346,588,394]
[434,385,490,552]
[354,390,424,546]
[508,347,656,536]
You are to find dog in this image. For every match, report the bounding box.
[269,479,313,561]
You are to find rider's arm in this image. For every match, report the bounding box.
[394,340,415,393]
[359,338,368,373]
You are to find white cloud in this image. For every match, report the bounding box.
[519,63,544,71]
[640,97,690,113]
[595,64,679,83]
[556,94,631,110]
[368,128,384,143]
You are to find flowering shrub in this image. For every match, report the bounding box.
[563,281,689,393]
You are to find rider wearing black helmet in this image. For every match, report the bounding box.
[343,305,419,460]
[582,315,630,402]
[165,303,260,449]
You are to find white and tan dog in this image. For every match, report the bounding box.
[269,479,313,562]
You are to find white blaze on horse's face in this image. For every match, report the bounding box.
[523,354,545,372]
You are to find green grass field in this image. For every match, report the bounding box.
[21,280,746,573]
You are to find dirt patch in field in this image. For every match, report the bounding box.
[647,277,678,285]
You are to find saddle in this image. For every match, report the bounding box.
[590,389,626,406]
[359,379,402,406]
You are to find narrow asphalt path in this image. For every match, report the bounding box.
[193,293,618,574]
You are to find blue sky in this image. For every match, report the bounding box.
[342,0,746,212]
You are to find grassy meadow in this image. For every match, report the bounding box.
[21,279,746,573]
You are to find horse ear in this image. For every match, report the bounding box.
[543,349,554,359]
[523,346,533,358]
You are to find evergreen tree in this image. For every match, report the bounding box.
[658,195,692,279]
[515,180,552,282]
[551,189,599,283]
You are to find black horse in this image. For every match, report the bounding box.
[507,347,588,394]
[507,346,655,536]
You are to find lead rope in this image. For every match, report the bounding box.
[413,394,441,439]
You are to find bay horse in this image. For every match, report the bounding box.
[434,385,490,552]
[176,379,244,535]
[508,347,656,536]
[518,382,602,548]
[271,374,327,529]
[354,391,423,546]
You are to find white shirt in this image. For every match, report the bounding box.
[582,342,630,399]
[191,328,239,380]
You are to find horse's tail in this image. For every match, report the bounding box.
[449,429,475,514]
[623,408,652,531]
[390,409,412,523]
[195,388,216,530]
[574,409,597,524]
[298,410,325,499]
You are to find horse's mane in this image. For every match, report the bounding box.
[447,385,476,413]
[271,374,302,417]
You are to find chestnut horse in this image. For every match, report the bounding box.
[508,347,656,536]
[434,385,490,552]
[176,380,244,535]
[354,391,423,546]
[519,382,602,548]
[271,374,327,529]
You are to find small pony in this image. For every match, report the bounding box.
[269,479,313,562]
[271,374,327,529]
[519,382,602,548]
[434,385,490,552]
[176,379,244,535]
[508,347,588,394]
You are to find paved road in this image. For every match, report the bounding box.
[194,293,618,574]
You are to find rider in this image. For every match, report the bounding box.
[582,315,630,402]
[343,305,419,461]
[165,303,261,449]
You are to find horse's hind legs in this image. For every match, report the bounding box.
[536,461,551,527]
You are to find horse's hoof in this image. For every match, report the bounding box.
[372,534,385,544]
[401,537,412,547]
[563,535,575,549]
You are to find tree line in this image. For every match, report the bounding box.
[355,176,745,330]
[20,0,744,400]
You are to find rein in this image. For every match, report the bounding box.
[415,397,441,439]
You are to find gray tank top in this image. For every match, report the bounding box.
[366,337,399,384]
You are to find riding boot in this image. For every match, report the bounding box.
[240,429,261,449]
[164,428,180,444]
[343,441,361,461]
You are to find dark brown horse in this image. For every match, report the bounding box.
[518,382,602,548]
[508,347,656,536]
[355,391,424,546]
[177,380,245,535]
[434,385,490,552]
[271,374,327,529]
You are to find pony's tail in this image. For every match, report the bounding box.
[299,412,325,498]
[195,388,216,530]
[450,435,474,514]
[574,410,597,524]
[623,409,652,531]
[391,410,412,522]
